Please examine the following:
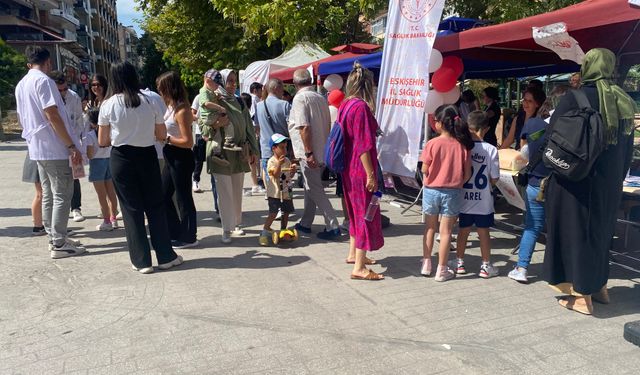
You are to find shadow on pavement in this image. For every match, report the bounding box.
[173,250,310,271]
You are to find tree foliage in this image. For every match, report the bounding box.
[137,0,386,80]
[446,0,582,23]
[0,40,27,113]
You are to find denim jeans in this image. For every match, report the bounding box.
[37,160,74,246]
[517,184,545,268]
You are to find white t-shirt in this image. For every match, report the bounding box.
[460,141,500,215]
[141,89,168,158]
[98,93,164,147]
[85,130,111,159]
[191,95,201,135]
[164,107,181,138]
[16,69,79,160]
[288,86,332,161]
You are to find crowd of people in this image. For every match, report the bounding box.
[15,45,636,315]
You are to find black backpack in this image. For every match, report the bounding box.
[542,89,605,181]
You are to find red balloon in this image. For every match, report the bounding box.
[442,56,464,76]
[432,67,458,93]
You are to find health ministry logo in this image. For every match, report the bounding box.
[400,0,437,22]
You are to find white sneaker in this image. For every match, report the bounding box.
[192,181,203,193]
[111,219,119,229]
[479,263,499,279]
[243,189,253,197]
[49,238,83,249]
[434,265,455,282]
[50,240,87,259]
[131,265,154,274]
[508,267,528,283]
[158,255,184,270]
[232,226,245,236]
[221,231,232,244]
[251,185,266,195]
[96,221,113,231]
[116,211,123,220]
[420,258,432,276]
[72,209,85,222]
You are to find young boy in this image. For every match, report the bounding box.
[455,111,500,278]
[198,69,241,166]
[259,133,297,246]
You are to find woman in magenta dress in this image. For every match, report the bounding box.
[340,62,384,281]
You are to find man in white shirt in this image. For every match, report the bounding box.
[16,46,86,258]
[49,70,86,222]
[288,69,340,240]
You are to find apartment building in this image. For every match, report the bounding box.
[0,0,123,97]
[117,23,139,67]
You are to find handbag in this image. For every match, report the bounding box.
[515,128,546,187]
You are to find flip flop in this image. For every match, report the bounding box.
[350,270,384,281]
[346,258,376,265]
[558,296,593,315]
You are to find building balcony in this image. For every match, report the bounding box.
[63,29,77,41]
[33,0,59,10]
[50,9,80,27]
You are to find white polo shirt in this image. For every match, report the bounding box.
[191,95,201,135]
[98,93,164,147]
[16,69,79,161]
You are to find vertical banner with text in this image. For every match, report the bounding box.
[376,0,445,178]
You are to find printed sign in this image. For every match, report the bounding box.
[533,22,585,64]
[495,170,526,211]
[376,0,445,178]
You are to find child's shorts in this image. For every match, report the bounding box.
[459,213,495,228]
[422,187,460,217]
[268,197,294,214]
[89,158,112,182]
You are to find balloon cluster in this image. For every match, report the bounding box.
[425,50,463,113]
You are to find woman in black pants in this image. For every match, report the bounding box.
[156,71,198,248]
[98,62,183,274]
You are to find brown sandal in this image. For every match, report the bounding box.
[350,270,384,281]
[558,296,593,315]
[346,258,376,265]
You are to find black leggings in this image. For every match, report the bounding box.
[163,144,197,243]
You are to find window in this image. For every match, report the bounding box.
[371,16,386,37]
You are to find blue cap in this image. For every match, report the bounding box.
[269,133,288,149]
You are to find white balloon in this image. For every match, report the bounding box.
[323,74,344,92]
[428,49,443,73]
[441,85,461,104]
[425,90,444,114]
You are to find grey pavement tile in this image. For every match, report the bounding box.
[1,141,640,374]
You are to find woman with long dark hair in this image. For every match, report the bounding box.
[156,71,198,248]
[88,74,108,110]
[98,62,183,274]
[543,49,636,315]
[501,87,546,150]
[482,86,501,146]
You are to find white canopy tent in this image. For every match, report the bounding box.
[240,42,329,94]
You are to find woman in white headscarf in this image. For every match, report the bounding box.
[201,69,259,244]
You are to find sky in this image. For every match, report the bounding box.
[116,0,144,36]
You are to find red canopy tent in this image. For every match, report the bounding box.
[269,52,364,82]
[330,43,381,54]
[434,0,640,71]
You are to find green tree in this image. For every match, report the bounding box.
[138,0,385,75]
[0,40,27,114]
[137,32,172,91]
[446,0,582,23]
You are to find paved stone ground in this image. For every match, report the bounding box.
[1,140,639,375]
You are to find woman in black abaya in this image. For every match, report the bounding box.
[543,48,636,315]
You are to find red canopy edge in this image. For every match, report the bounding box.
[270,52,364,82]
[331,43,382,53]
[434,0,640,66]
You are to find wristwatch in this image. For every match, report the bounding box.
[305,151,313,157]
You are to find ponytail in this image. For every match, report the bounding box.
[434,104,474,150]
